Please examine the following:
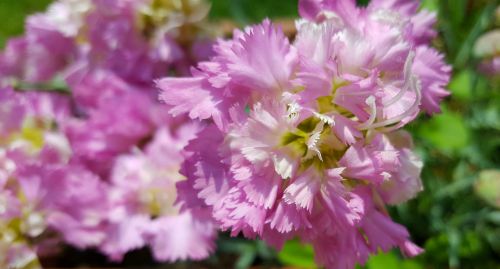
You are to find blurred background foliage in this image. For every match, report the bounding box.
[1,0,499,268]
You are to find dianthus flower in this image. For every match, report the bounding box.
[0,0,217,265]
[101,124,215,261]
[0,0,215,87]
[158,0,451,268]
[0,88,107,269]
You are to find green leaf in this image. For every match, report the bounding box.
[448,228,461,268]
[421,0,439,11]
[0,0,52,47]
[356,0,370,7]
[459,231,484,258]
[235,249,256,269]
[487,211,500,224]
[448,70,472,100]
[486,228,500,255]
[474,170,500,208]
[418,107,470,152]
[366,252,399,269]
[210,0,298,22]
[364,251,424,269]
[400,260,424,269]
[278,240,317,269]
[424,234,451,264]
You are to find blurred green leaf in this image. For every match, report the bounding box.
[364,251,424,269]
[486,228,500,255]
[448,69,472,100]
[366,252,399,269]
[278,240,317,269]
[418,108,470,152]
[235,249,256,269]
[0,0,52,47]
[487,211,500,225]
[210,0,298,23]
[453,1,497,68]
[356,0,370,7]
[459,231,484,258]
[420,0,438,11]
[448,228,461,268]
[424,234,451,264]
[474,170,500,208]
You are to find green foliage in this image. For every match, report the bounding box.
[278,240,317,269]
[400,0,500,266]
[0,0,52,47]
[278,246,427,269]
[417,107,470,153]
[216,236,278,269]
[210,0,298,24]
[365,252,424,269]
[474,170,500,209]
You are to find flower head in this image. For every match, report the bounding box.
[159,1,448,268]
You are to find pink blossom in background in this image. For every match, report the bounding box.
[101,125,215,261]
[0,0,217,266]
[0,88,106,269]
[474,30,500,76]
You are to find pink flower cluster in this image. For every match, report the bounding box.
[0,0,216,267]
[158,0,451,268]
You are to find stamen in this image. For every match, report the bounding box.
[364,75,421,131]
[358,95,377,129]
[313,112,335,126]
[383,51,415,107]
[306,122,325,161]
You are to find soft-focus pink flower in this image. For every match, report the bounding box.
[0,88,108,267]
[0,14,76,84]
[1,0,218,265]
[475,30,500,76]
[101,126,216,261]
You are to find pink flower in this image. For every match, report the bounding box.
[1,0,218,264]
[0,14,76,84]
[378,131,423,204]
[101,126,216,261]
[158,19,298,130]
[64,90,162,175]
[160,2,444,264]
[178,102,421,268]
[0,88,108,262]
[412,46,452,114]
[297,0,450,119]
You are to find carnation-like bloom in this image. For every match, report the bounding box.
[0,0,217,265]
[0,0,215,88]
[0,88,107,269]
[101,125,215,261]
[158,0,450,268]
